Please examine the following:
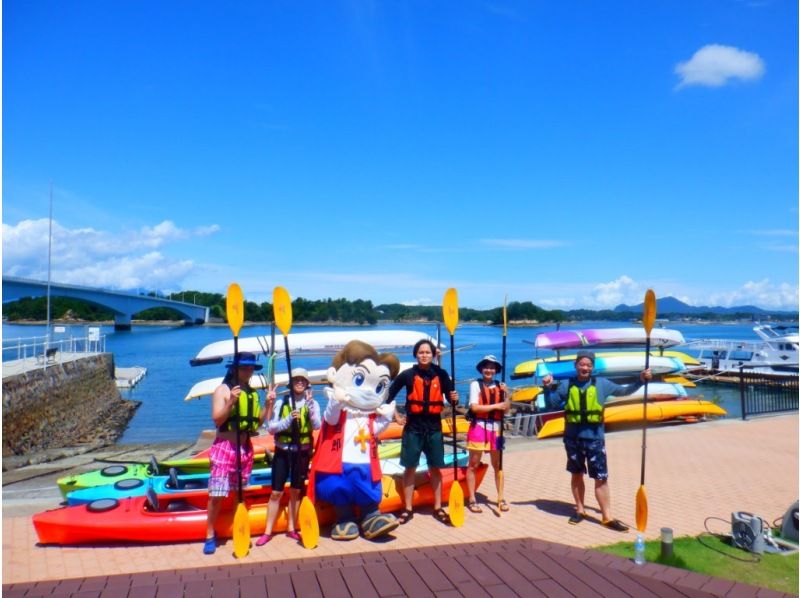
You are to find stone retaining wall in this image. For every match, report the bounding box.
[2,354,139,458]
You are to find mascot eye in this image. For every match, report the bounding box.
[353,373,365,386]
[375,382,385,394]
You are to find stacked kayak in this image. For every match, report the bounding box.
[34,462,487,545]
[56,454,269,497]
[513,350,700,379]
[535,355,685,380]
[534,327,685,350]
[536,400,727,439]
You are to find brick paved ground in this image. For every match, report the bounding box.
[3,413,798,596]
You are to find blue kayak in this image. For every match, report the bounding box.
[535,355,685,380]
[66,467,273,505]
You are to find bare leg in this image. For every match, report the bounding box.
[430,467,443,510]
[206,496,223,539]
[287,488,300,532]
[595,479,612,521]
[265,490,283,535]
[403,467,417,511]
[489,450,502,501]
[571,472,586,515]
[466,450,482,503]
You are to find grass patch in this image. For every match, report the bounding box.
[595,532,798,595]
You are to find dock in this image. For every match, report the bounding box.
[115,366,147,389]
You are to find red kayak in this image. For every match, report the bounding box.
[33,463,487,545]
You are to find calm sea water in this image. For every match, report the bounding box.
[2,321,791,444]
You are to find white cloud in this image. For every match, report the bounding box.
[582,275,641,308]
[480,238,566,249]
[675,44,765,89]
[2,219,220,290]
[706,279,798,311]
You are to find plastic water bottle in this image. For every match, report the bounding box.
[634,533,646,565]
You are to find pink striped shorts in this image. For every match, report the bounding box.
[208,437,254,497]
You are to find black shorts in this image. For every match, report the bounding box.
[271,448,311,491]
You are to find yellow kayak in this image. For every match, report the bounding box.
[511,386,543,403]
[378,440,402,459]
[537,399,727,439]
[514,350,701,377]
[440,416,471,435]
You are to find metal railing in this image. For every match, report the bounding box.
[738,366,799,419]
[2,334,107,364]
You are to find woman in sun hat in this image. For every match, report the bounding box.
[465,355,510,513]
[203,352,266,555]
[256,367,321,547]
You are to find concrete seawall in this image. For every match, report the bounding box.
[2,354,140,464]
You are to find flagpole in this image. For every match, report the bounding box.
[45,182,53,367]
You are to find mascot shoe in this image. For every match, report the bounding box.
[331,521,360,541]
[361,512,399,540]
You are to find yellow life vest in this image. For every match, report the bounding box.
[565,379,603,425]
[275,399,312,446]
[219,388,261,433]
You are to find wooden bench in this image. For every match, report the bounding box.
[36,347,58,365]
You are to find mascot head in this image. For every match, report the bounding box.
[326,340,400,412]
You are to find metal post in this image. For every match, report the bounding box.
[739,366,747,420]
[660,527,674,559]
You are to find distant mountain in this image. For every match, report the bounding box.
[613,296,795,316]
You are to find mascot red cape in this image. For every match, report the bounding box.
[308,340,400,540]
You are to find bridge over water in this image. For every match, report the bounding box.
[2,276,209,330]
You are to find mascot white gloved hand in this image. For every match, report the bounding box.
[309,340,400,541]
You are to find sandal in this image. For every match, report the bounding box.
[498,499,510,512]
[602,518,630,532]
[568,512,586,525]
[433,507,449,524]
[255,533,273,546]
[397,509,414,525]
[286,530,301,541]
[467,501,483,514]
[202,536,217,555]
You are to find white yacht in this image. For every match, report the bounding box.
[686,324,798,378]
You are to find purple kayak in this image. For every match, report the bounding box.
[535,327,685,350]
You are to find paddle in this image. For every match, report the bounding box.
[273,286,319,550]
[498,296,508,514]
[443,288,464,528]
[226,283,250,559]
[636,289,656,533]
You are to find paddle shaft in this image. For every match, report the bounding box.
[450,333,457,480]
[233,336,244,504]
[499,330,507,471]
[640,335,651,485]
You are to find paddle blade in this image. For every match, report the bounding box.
[298,496,319,549]
[448,480,465,528]
[443,288,459,336]
[233,502,250,558]
[497,471,504,517]
[643,289,656,335]
[273,286,293,337]
[226,283,244,337]
[635,485,648,532]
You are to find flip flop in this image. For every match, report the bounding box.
[568,513,586,525]
[498,500,510,512]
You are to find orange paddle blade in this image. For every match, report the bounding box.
[643,289,656,335]
[635,485,648,532]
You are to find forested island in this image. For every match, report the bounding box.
[3,292,791,325]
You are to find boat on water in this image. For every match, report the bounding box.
[536,399,727,439]
[684,324,799,378]
[34,460,486,545]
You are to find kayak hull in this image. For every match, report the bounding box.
[536,400,727,439]
[535,328,685,350]
[514,351,699,378]
[35,463,487,545]
[535,356,685,380]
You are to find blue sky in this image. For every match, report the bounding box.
[3,1,798,310]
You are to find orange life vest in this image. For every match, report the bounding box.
[407,372,444,415]
[474,381,504,421]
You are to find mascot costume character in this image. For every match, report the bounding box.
[309,340,401,540]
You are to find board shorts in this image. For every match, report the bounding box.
[271,447,311,491]
[314,463,381,507]
[207,436,254,497]
[466,421,501,452]
[400,429,446,469]
[564,437,608,480]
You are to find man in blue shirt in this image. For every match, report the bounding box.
[542,350,651,532]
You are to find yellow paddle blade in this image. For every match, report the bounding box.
[502,295,508,336]
[448,479,465,527]
[226,283,244,337]
[272,286,293,337]
[233,502,250,558]
[635,485,648,532]
[298,496,319,549]
[443,288,459,336]
[497,471,504,517]
[643,289,657,335]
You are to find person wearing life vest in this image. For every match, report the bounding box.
[256,367,321,547]
[387,339,458,525]
[466,355,510,514]
[542,350,652,533]
[204,352,266,555]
